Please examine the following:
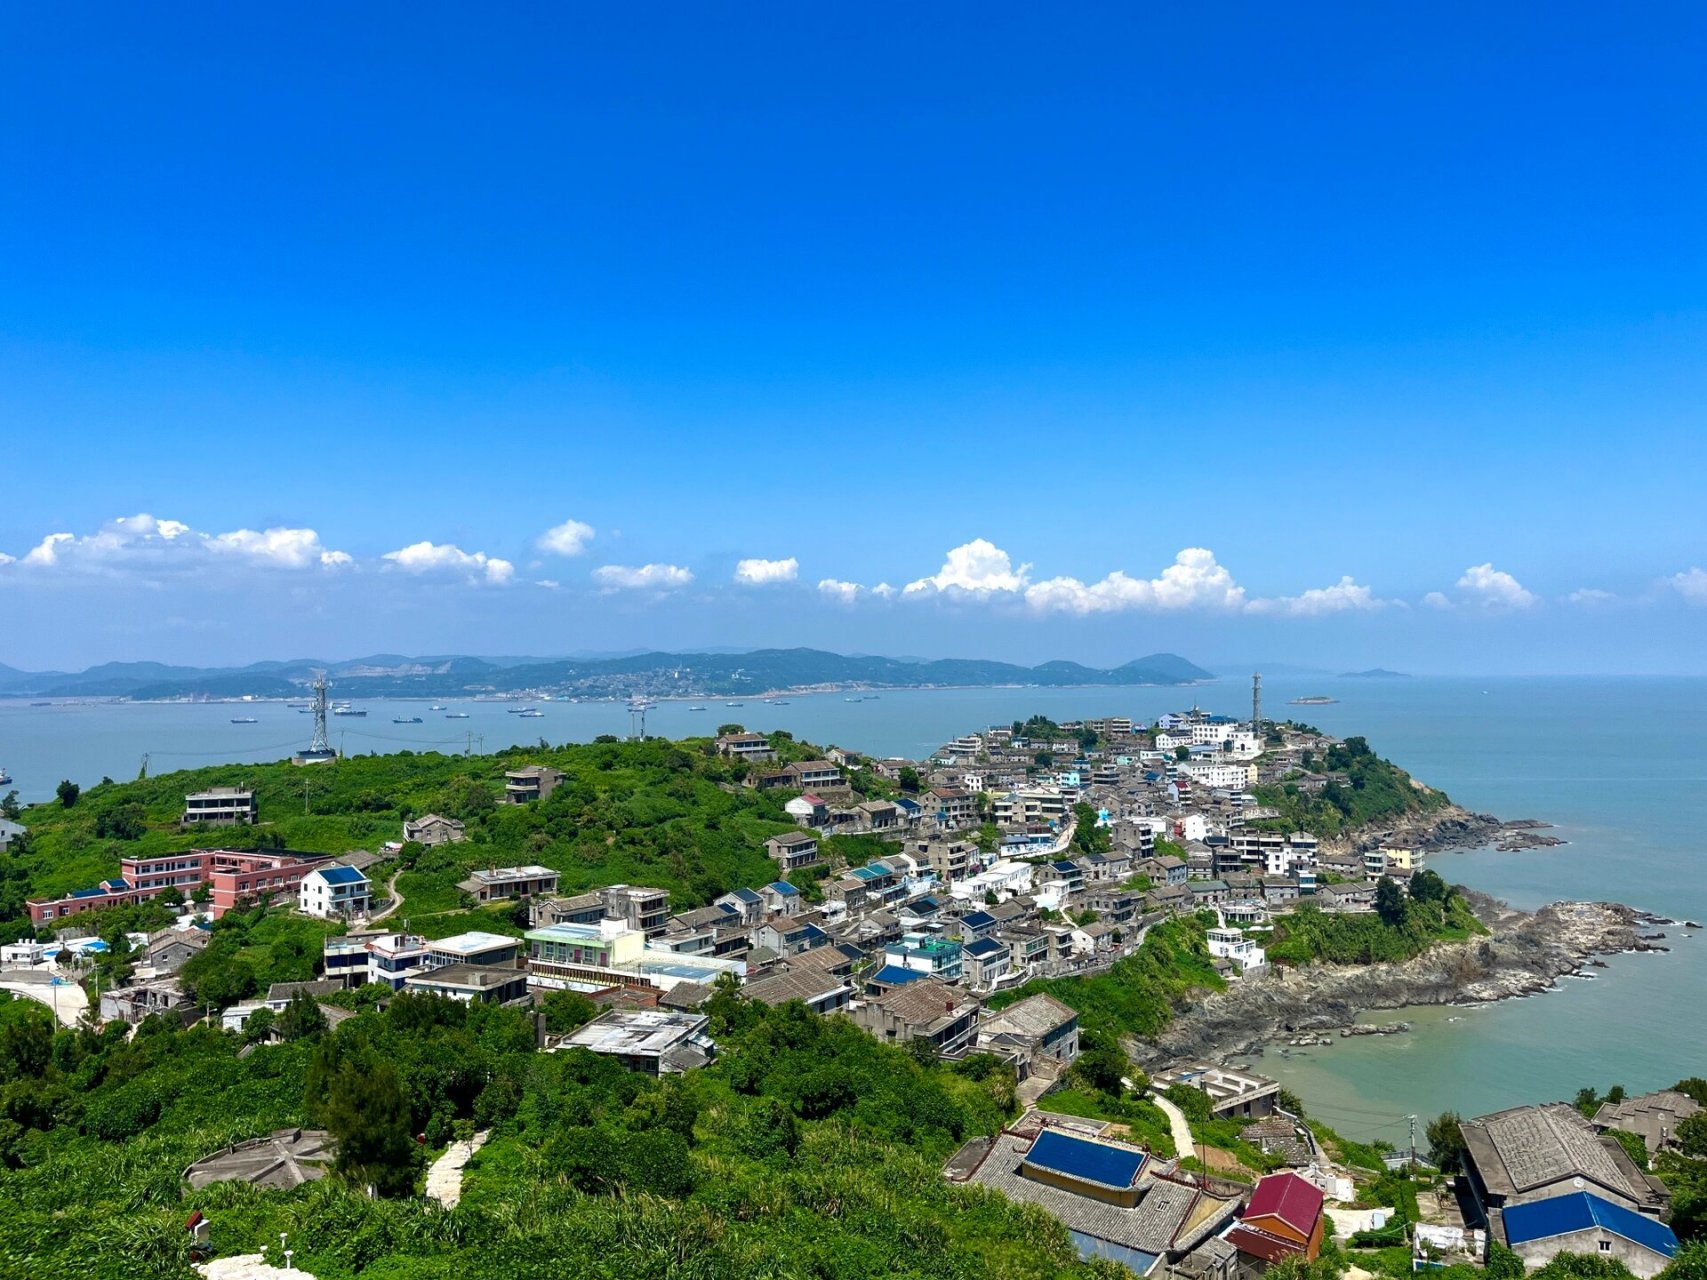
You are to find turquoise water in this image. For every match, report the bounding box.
[3,674,1704,1131]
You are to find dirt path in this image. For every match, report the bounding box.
[368,866,405,924]
[1149,1089,1197,1159]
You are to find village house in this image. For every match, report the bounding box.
[503,765,564,804]
[553,1008,717,1075]
[850,978,981,1055]
[1592,1090,1702,1155]
[457,864,561,904]
[715,732,776,764]
[765,831,821,872]
[402,813,466,846]
[181,786,258,829]
[297,864,372,919]
[1226,1171,1327,1264]
[977,993,1080,1067]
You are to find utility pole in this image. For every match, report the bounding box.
[1408,1114,1418,1169]
[1251,672,1262,737]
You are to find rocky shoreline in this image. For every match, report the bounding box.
[1335,802,1567,856]
[1133,895,1672,1067]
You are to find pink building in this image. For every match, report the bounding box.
[27,849,333,925]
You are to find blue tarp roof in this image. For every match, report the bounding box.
[868,964,926,987]
[316,865,368,885]
[1504,1193,1678,1258]
[1022,1130,1146,1189]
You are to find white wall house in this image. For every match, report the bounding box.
[298,865,372,919]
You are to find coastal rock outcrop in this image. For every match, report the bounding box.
[1134,898,1664,1066]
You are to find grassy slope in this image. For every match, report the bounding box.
[0,736,885,939]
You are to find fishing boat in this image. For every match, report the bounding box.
[1288,695,1337,706]
[517,709,545,718]
[393,716,423,724]
[689,706,706,711]
[0,768,12,785]
[229,716,258,724]
[506,706,538,715]
[428,705,447,712]
[445,712,470,719]
[332,705,367,717]
[725,701,743,708]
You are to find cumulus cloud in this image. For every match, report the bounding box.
[734,557,799,586]
[8,514,350,575]
[382,541,515,585]
[818,578,861,604]
[1247,576,1389,617]
[1024,548,1247,615]
[1566,587,1617,606]
[1455,562,1537,609]
[1668,568,1707,604]
[592,563,694,591]
[1423,591,1452,610]
[537,517,595,557]
[905,539,1030,595]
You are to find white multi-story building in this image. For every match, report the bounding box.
[1206,926,1267,973]
[298,865,372,919]
[1178,761,1257,791]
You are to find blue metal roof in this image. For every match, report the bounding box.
[1022,1130,1147,1189]
[1051,860,1078,873]
[868,964,926,987]
[1504,1193,1678,1258]
[728,887,762,903]
[962,910,997,930]
[317,865,368,886]
[766,881,801,896]
[69,886,108,899]
[964,937,1006,959]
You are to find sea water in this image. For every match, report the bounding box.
[3,674,1703,1133]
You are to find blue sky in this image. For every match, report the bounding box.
[3,4,1705,673]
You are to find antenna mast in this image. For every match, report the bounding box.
[310,673,331,755]
[1251,671,1262,736]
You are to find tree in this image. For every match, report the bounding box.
[276,991,328,1041]
[1676,1111,1707,1160]
[242,1007,276,1044]
[322,1059,417,1196]
[1675,1078,1707,1107]
[55,780,80,809]
[1374,875,1406,926]
[1427,1111,1467,1173]
[1174,746,1190,762]
[896,766,920,793]
[1487,1241,1526,1280]
[541,989,596,1035]
[0,790,19,820]
[1409,869,1449,902]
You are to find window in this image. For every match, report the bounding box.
[1598,1242,1612,1255]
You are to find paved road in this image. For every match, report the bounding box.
[1149,1089,1197,1160]
[0,971,89,1027]
[425,1130,490,1209]
[368,866,405,924]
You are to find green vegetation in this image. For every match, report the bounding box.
[1265,875,1485,966]
[1253,736,1451,839]
[0,988,1131,1280]
[1,738,877,940]
[986,914,1225,1041]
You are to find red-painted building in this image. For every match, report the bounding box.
[27,849,334,926]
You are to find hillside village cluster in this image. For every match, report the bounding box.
[4,707,1694,1278]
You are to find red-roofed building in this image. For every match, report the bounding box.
[1237,1171,1326,1260]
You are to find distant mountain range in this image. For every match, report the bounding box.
[1341,668,1411,679]
[0,648,1216,700]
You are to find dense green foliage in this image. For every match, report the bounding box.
[1265,881,1485,966]
[1,738,877,939]
[1253,736,1451,838]
[0,989,1132,1280]
[986,915,1224,1041]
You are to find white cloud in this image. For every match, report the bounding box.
[1456,562,1537,609]
[1247,576,1389,617]
[818,578,861,604]
[536,579,561,590]
[905,539,1031,595]
[1668,568,1707,604]
[734,557,799,586]
[9,514,350,575]
[537,517,595,557]
[592,563,694,591]
[1423,591,1452,610]
[1566,587,1617,606]
[1023,548,1247,615]
[382,541,515,585]
[871,582,896,599]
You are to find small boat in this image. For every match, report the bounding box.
[428,705,447,712]
[689,706,706,711]
[229,716,258,724]
[393,716,423,724]
[30,701,51,707]
[0,769,11,786]
[517,709,544,718]
[772,699,790,705]
[332,706,367,717]
[507,706,538,715]
[725,701,743,707]
[445,712,470,719]
[1288,696,1337,705]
